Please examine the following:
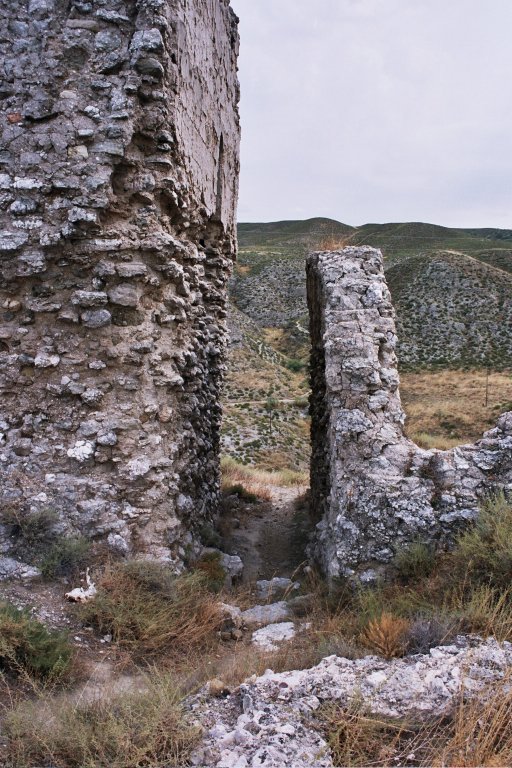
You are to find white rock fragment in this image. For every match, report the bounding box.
[251,622,296,652]
[67,440,95,461]
[34,352,61,368]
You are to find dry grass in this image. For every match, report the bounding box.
[317,235,353,251]
[221,456,307,497]
[401,369,512,449]
[320,677,512,767]
[361,612,411,659]
[79,562,222,662]
[1,673,199,768]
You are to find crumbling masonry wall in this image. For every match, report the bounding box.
[307,248,512,582]
[0,0,240,567]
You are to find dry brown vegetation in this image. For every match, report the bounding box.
[79,562,222,663]
[221,456,307,499]
[401,369,512,449]
[320,677,512,767]
[2,674,200,768]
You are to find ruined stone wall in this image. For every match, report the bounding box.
[0,0,240,567]
[307,247,512,583]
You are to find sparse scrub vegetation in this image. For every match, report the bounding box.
[450,492,512,589]
[2,674,199,768]
[394,540,436,582]
[0,602,73,682]
[79,562,222,661]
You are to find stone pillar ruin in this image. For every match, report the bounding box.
[307,247,512,583]
[0,0,240,567]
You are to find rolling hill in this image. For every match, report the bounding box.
[231,218,512,370]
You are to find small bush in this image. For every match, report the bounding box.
[41,536,90,580]
[406,616,455,655]
[1,507,59,562]
[195,551,226,592]
[285,358,305,373]
[451,493,512,589]
[394,540,436,582]
[223,483,259,503]
[361,612,411,659]
[79,562,221,660]
[0,601,72,681]
[198,524,223,549]
[4,674,199,768]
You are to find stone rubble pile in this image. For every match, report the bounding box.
[190,637,512,768]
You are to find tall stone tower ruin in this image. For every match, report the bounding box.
[0,0,240,566]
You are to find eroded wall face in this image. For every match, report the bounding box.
[0,0,240,565]
[307,248,512,583]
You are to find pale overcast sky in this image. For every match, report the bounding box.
[230,0,512,228]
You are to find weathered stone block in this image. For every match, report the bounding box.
[307,248,512,582]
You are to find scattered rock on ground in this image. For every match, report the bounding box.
[189,636,512,768]
[251,621,297,652]
[240,601,291,629]
[0,556,41,581]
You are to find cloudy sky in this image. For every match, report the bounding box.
[230,0,512,228]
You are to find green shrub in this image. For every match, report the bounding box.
[451,493,512,588]
[198,524,223,550]
[0,601,72,681]
[41,537,90,580]
[285,358,305,372]
[1,507,59,562]
[394,540,436,582]
[4,674,199,768]
[223,483,259,503]
[79,562,221,660]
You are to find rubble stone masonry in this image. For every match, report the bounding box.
[0,0,240,566]
[308,248,512,582]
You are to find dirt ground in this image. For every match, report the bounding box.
[219,485,312,582]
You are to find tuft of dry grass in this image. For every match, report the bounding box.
[2,673,199,768]
[361,612,411,659]
[79,562,222,662]
[221,456,307,498]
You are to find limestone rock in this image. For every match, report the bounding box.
[251,622,296,652]
[240,602,291,629]
[307,248,512,581]
[190,637,512,768]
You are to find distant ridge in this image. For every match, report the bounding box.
[232,218,512,370]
